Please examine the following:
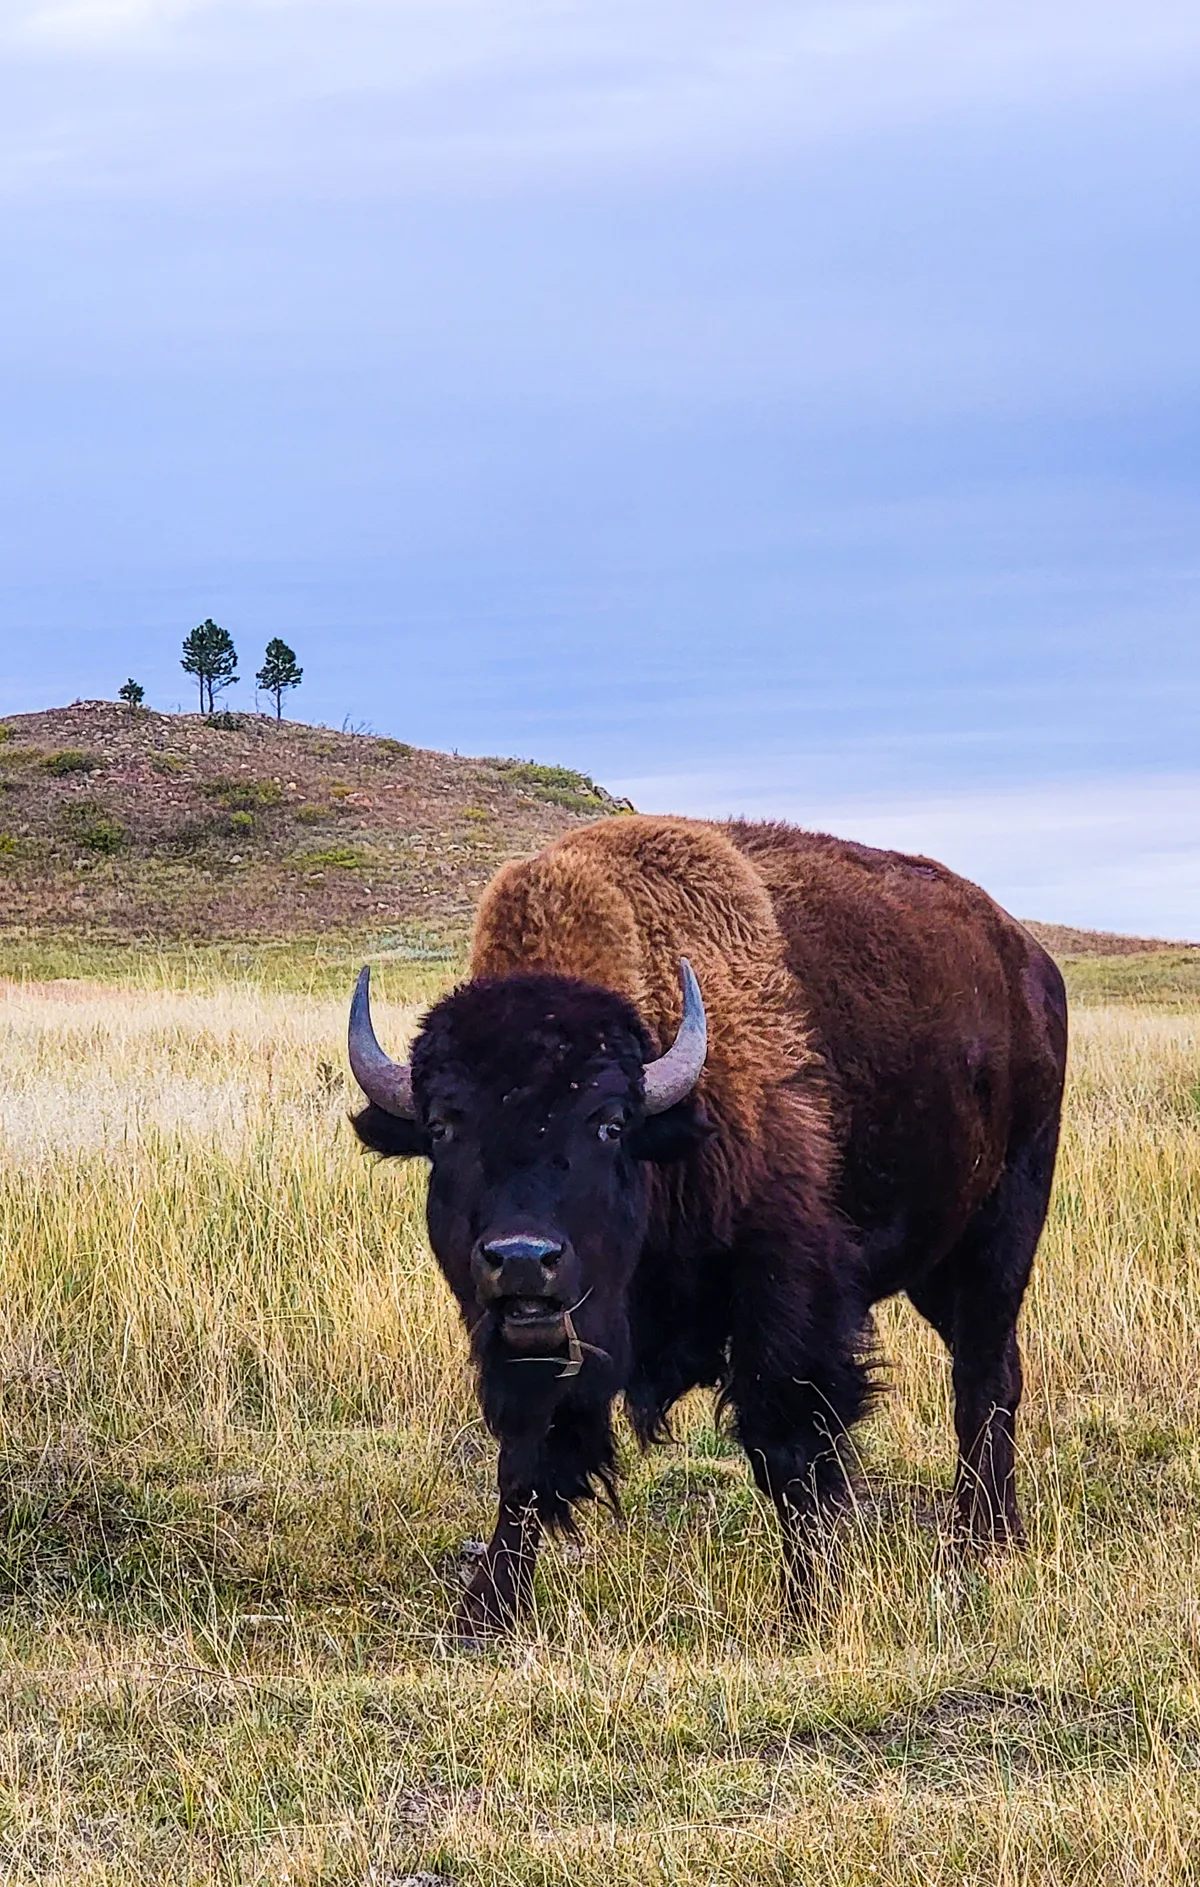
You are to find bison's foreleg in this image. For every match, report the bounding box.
[735,1379,867,1607]
[454,1434,544,1643]
[453,1391,619,1643]
[725,1217,873,1606]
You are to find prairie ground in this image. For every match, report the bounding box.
[1,955,1199,1883]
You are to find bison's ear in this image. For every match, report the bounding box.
[627,1097,715,1165]
[351,1105,432,1159]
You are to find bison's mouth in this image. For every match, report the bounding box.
[498,1297,567,1351]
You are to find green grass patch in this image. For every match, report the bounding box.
[1060,949,1200,1008]
[41,748,100,775]
[291,845,368,872]
[0,930,464,999]
[492,758,613,814]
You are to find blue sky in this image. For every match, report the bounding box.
[2,1,1198,933]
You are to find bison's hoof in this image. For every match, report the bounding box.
[451,1593,513,1648]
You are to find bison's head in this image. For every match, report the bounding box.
[348,964,708,1379]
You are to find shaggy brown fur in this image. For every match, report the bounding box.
[472,816,837,1238]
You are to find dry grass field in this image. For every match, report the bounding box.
[1,952,1200,1883]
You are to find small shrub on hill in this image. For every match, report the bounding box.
[43,749,100,776]
[0,726,11,743]
[80,813,128,855]
[150,754,185,776]
[462,806,490,824]
[202,777,284,811]
[369,737,414,761]
[493,758,612,813]
[59,800,127,853]
[295,804,331,824]
[229,810,255,835]
[206,710,243,731]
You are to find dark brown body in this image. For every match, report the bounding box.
[728,821,1066,1302]
[355,816,1067,1635]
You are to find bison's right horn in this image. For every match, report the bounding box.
[643,958,707,1114]
[348,966,416,1118]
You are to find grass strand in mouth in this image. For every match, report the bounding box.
[504,1303,612,1377]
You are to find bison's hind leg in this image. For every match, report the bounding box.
[908,1113,1060,1550]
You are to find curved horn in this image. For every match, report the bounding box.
[348,965,415,1118]
[643,958,707,1114]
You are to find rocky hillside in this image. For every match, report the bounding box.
[0,702,628,941]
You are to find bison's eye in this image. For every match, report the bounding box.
[597,1119,623,1144]
[428,1119,453,1145]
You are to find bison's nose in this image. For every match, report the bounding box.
[472,1233,564,1302]
[482,1234,563,1269]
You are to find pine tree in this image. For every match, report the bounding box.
[181,620,238,714]
[256,638,303,721]
[118,678,145,711]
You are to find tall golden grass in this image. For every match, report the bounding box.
[0,975,1198,1883]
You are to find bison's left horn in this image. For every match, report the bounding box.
[643,958,707,1114]
[348,966,416,1118]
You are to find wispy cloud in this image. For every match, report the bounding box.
[5,1,1200,199]
[15,0,182,34]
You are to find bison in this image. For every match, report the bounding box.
[349,816,1067,1638]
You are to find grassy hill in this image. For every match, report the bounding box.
[2,702,1194,1004]
[0,701,627,947]
[1021,923,1200,1008]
